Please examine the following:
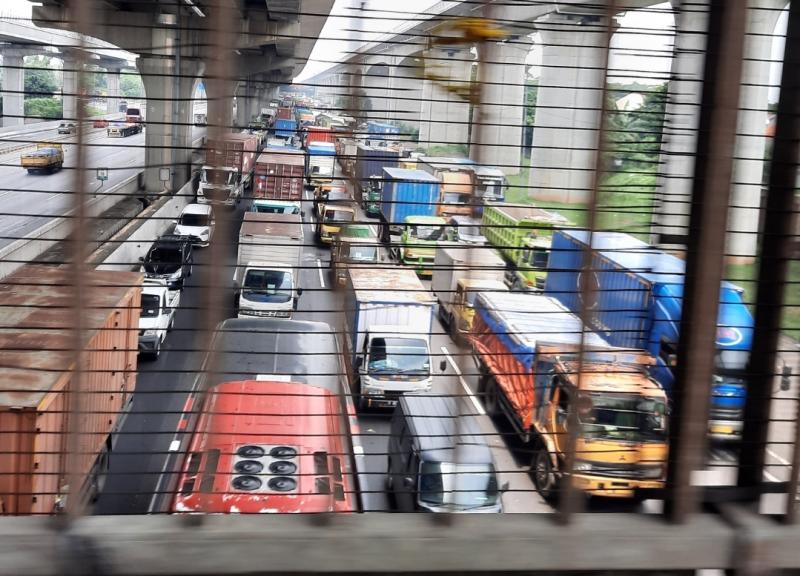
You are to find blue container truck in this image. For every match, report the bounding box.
[273,118,298,140]
[544,229,754,441]
[355,145,400,212]
[366,121,400,140]
[380,168,439,227]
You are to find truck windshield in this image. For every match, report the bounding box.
[580,393,668,443]
[241,270,293,303]
[140,294,160,318]
[443,192,470,205]
[367,337,429,375]
[253,204,298,214]
[409,224,444,241]
[149,247,181,263]
[180,214,210,227]
[203,169,235,186]
[418,462,499,510]
[346,244,377,262]
[528,247,549,269]
[324,209,354,223]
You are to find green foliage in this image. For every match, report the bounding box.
[604,83,668,172]
[85,105,105,118]
[24,56,59,99]
[120,72,144,98]
[83,65,107,98]
[423,144,468,157]
[396,121,419,143]
[25,97,62,119]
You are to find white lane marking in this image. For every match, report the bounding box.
[767,448,791,466]
[168,440,181,452]
[441,345,485,416]
[369,225,377,236]
[316,258,326,288]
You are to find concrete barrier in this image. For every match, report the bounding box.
[96,179,194,271]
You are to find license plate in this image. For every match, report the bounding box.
[711,425,734,435]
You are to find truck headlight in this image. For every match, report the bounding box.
[573,460,595,472]
[143,329,158,337]
[639,465,664,479]
[169,269,182,280]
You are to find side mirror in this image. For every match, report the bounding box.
[439,359,447,373]
[138,256,145,262]
[354,356,363,370]
[296,287,304,296]
[500,481,510,493]
[781,364,792,391]
[402,476,415,489]
[301,211,306,218]
[172,219,178,225]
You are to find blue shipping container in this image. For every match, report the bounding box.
[274,118,297,139]
[306,142,336,156]
[366,121,400,139]
[356,145,400,192]
[381,168,440,224]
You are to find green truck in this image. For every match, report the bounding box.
[329,224,379,288]
[481,204,571,291]
[398,215,448,277]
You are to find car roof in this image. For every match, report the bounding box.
[181,203,212,216]
[399,394,494,464]
[154,234,191,246]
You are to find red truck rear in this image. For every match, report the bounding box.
[253,149,305,201]
[303,126,336,148]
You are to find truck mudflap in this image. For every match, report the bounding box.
[471,312,535,429]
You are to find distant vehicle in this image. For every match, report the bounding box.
[445,215,487,245]
[170,318,360,514]
[107,121,143,137]
[138,278,180,359]
[140,234,194,290]
[250,198,302,216]
[125,107,144,124]
[193,113,207,126]
[20,143,64,174]
[93,118,109,128]
[57,122,77,134]
[329,224,379,288]
[387,394,506,513]
[118,100,128,112]
[174,203,215,246]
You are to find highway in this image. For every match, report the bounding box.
[0,120,205,251]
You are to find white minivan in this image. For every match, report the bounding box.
[174,203,215,246]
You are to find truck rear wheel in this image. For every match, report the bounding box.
[483,377,499,416]
[532,447,558,502]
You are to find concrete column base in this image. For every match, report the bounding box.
[1,54,25,127]
[418,47,473,152]
[106,68,121,114]
[61,56,78,122]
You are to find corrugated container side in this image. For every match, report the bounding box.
[0,410,36,515]
[254,155,304,201]
[356,146,399,192]
[382,179,438,224]
[592,252,652,349]
[544,230,583,311]
[483,205,521,262]
[205,139,245,171]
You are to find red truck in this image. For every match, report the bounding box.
[303,126,336,148]
[252,149,305,215]
[198,132,260,206]
[276,106,293,120]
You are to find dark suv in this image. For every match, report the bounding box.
[140,234,193,290]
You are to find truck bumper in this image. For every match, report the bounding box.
[572,474,664,498]
[708,419,744,441]
[138,336,159,354]
[197,197,236,207]
[237,309,292,319]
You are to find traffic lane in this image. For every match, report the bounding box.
[95,206,244,514]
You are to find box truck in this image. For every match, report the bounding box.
[545,229,755,440]
[417,156,475,217]
[253,148,305,214]
[355,144,400,205]
[305,142,336,190]
[198,133,259,206]
[233,213,304,319]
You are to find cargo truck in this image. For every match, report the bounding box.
[470,166,507,215]
[398,215,448,277]
[315,188,355,245]
[545,229,754,441]
[107,121,143,137]
[365,120,400,142]
[335,137,359,176]
[253,148,305,214]
[273,117,298,140]
[303,126,336,147]
[355,144,400,205]
[379,167,440,234]
[20,143,64,174]
[198,133,259,206]
[471,291,669,500]
[417,156,475,217]
[305,142,336,190]
[342,268,444,411]
[0,265,141,514]
[431,245,507,342]
[329,224,380,288]
[233,213,304,319]
[482,204,571,291]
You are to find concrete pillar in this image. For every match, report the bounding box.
[138,57,197,192]
[391,61,423,130]
[529,14,611,204]
[205,76,234,132]
[235,80,250,129]
[418,47,473,151]
[727,0,784,262]
[106,67,122,114]
[1,53,25,127]
[60,55,78,121]
[471,40,529,174]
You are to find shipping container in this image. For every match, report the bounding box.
[274,118,298,139]
[0,265,142,514]
[355,145,400,195]
[303,126,336,147]
[205,133,259,175]
[366,121,400,140]
[275,107,293,120]
[253,148,305,201]
[380,167,440,225]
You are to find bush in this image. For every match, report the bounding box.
[25,98,62,119]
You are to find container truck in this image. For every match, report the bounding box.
[379,167,440,234]
[20,143,64,174]
[417,156,475,217]
[470,166,507,215]
[253,148,305,214]
[431,245,508,342]
[198,133,259,207]
[335,137,359,176]
[544,229,755,441]
[0,265,141,514]
[355,144,400,204]
[276,106,293,120]
[303,126,336,147]
[482,204,571,291]
[329,224,380,288]
[233,213,304,319]
[273,117,298,140]
[341,267,444,411]
[305,142,337,190]
[471,291,669,500]
[365,121,400,141]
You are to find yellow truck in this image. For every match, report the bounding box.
[20,143,64,174]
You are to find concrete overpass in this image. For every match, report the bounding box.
[305,0,786,261]
[0,17,133,127]
[29,0,334,192]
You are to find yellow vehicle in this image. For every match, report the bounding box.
[20,144,64,174]
[315,192,355,245]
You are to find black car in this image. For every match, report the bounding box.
[140,234,193,289]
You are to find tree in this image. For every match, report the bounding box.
[120,72,144,98]
[25,97,62,119]
[24,56,59,99]
[83,65,107,98]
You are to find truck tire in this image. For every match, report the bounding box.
[483,378,499,416]
[167,315,175,332]
[152,336,162,360]
[532,446,558,502]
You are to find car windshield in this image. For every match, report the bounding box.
[324,208,353,223]
[204,169,235,186]
[140,294,160,318]
[418,462,499,510]
[367,337,429,375]
[241,270,292,303]
[579,393,668,443]
[180,214,209,227]
[346,243,377,262]
[149,247,181,263]
[443,192,469,205]
[409,224,444,241]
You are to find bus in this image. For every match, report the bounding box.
[171,318,360,513]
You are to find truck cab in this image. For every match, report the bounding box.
[138,279,180,359]
[362,175,383,217]
[234,263,302,319]
[399,215,447,276]
[445,215,487,245]
[315,189,355,244]
[445,278,508,342]
[330,224,379,287]
[198,165,241,206]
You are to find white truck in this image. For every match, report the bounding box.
[138,279,180,359]
[233,213,304,319]
[431,246,508,343]
[342,267,445,411]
